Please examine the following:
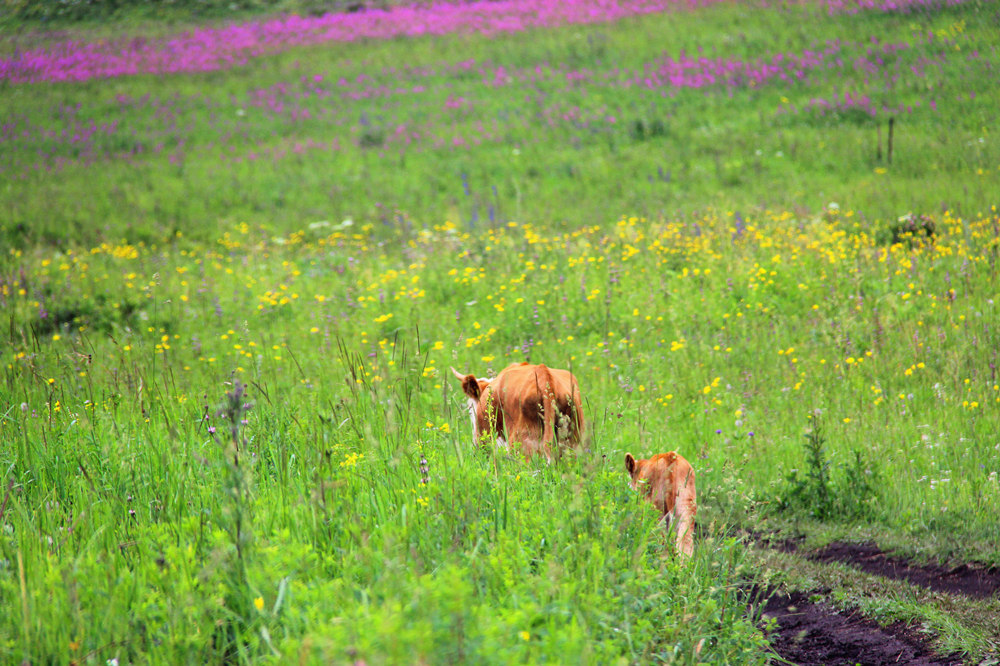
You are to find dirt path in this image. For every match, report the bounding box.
[760,590,965,666]
[767,537,1000,599]
[756,538,998,665]
[807,541,1000,600]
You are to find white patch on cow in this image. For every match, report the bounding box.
[462,377,499,447]
[465,397,480,446]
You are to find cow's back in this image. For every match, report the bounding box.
[491,363,584,459]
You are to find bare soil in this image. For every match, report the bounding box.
[769,537,1000,600]
[759,589,966,666]
[754,537,999,665]
[809,541,1000,600]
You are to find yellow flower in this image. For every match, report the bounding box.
[519,631,530,641]
[339,452,364,469]
[254,596,264,611]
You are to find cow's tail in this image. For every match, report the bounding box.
[537,365,557,461]
[673,466,697,559]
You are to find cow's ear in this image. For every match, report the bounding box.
[463,376,482,400]
[625,453,637,476]
[451,367,482,400]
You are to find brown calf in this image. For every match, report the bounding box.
[624,451,697,558]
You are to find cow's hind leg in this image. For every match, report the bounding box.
[672,471,697,558]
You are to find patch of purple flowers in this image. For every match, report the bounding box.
[1,0,729,84]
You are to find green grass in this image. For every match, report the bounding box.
[3,210,999,662]
[2,1,999,248]
[2,0,1000,663]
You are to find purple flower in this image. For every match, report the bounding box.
[208,426,217,435]
[1,0,734,84]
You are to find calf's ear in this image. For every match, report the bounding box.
[624,452,637,476]
[451,367,482,400]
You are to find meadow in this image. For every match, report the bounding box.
[1,0,999,663]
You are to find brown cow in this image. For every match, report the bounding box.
[624,451,697,558]
[451,362,584,461]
